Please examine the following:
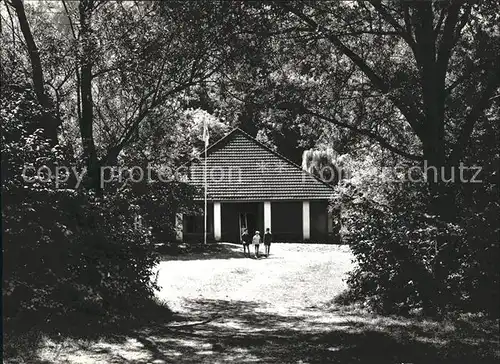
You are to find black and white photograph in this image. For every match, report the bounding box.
[2,0,499,363]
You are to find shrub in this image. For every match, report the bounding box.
[2,84,187,325]
[336,172,498,317]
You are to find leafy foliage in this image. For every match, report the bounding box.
[1,82,194,325]
[334,151,499,317]
[1,0,498,328]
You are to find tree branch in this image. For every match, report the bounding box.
[278,103,423,161]
[102,61,224,166]
[281,3,390,91]
[9,0,59,144]
[61,0,82,122]
[450,65,500,164]
[9,0,47,107]
[445,58,479,96]
[436,0,464,80]
[278,2,424,140]
[61,0,78,40]
[90,66,120,79]
[434,7,446,34]
[237,26,311,37]
[368,0,415,49]
[4,0,16,46]
[402,3,412,36]
[335,30,401,36]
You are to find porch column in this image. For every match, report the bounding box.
[213,202,221,241]
[175,212,183,242]
[264,201,272,232]
[327,209,334,234]
[302,201,310,241]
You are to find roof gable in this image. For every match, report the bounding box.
[188,128,334,201]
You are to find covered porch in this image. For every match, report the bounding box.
[177,200,334,243]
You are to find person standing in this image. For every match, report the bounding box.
[252,230,261,258]
[264,228,272,257]
[241,229,251,257]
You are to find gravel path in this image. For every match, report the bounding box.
[155,243,354,314]
[35,243,499,364]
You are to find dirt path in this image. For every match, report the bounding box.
[155,243,354,314]
[36,243,499,364]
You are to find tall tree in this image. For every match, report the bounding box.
[77,0,100,190]
[5,0,242,191]
[6,0,59,144]
[255,0,500,219]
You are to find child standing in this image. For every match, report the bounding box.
[241,229,251,257]
[264,228,272,257]
[252,230,261,258]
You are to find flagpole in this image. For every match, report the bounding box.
[204,125,207,246]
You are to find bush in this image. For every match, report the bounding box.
[3,190,158,317]
[2,83,192,326]
[336,175,498,317]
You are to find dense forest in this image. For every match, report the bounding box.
[2,0,498,343]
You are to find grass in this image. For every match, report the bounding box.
[5,243,499,363]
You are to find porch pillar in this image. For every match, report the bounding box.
[175,212,183,242]
[213,202,221,241]
[264,201,272,232]
[302,201,310,241]
[327,209,334,234]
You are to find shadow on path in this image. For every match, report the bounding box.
[159,243,247,261]
[47,298,498,364]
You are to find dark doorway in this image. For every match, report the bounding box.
[222,202,262,242]
[239,212,257,236]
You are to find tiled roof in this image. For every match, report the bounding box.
[187,128,335,201]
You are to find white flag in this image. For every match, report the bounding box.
[202,121,209,147]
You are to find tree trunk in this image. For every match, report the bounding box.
[421,141,459,316]
[10,0,59,144]
[78,0,101,193]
